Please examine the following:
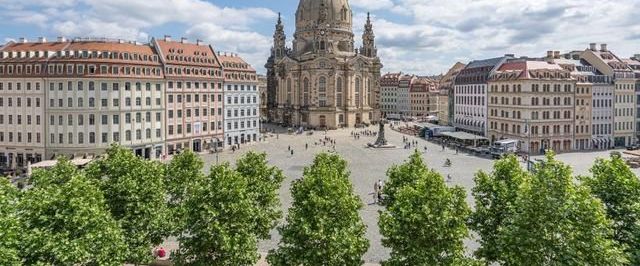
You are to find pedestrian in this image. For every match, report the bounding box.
[456,148,459,155]
[305,143,308,150]
[447,174,452,183]
[288,145,291,151]
[290,150,294,156]
[377,180,384,202]
[373,181,379,203]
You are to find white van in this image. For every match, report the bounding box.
[490,139,519,158]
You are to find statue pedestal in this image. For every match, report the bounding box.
[367,121,396,149]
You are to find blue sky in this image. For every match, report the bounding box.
[2,0,640,75]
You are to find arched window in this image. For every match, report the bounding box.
[319,77,327,107]
[355,77,361,107]
[336,77,343,107]
[303,78,309,106]
[286,78,292,104]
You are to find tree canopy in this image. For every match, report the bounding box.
[581,154,640,264]
[20,159,127,265]
[173,163,259,265]
[469,155,527,263]
[0,178,21,266]
[498,153,627,265]
[235,151,285,240]
[85,145,171,264]
[379,150,474,265]
[268,153,369,266]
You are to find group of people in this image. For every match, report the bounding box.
[373,179,385,204]
[351,130,377,140]
[402,136,420,150]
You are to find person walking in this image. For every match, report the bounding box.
[305,143,308,150]
[373,181,380,204]
[377,180,384,203]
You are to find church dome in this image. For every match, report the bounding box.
[295,0,352,32]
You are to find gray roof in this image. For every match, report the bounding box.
[466,56,508,69]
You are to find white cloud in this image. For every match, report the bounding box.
[350,0,395,10]
[0,0,277,73]
[349,0,640,74]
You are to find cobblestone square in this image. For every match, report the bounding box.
[191,125,640,264]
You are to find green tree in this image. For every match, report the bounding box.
[85,145,170,264]
[0,178,21,266]
[268,153,369,266]
[20,159,126,265]
[382,150,429,205]
[379,151,473,265]
[173,163,259,265]
[499,153,627,265]
[235,151,285,240]
[581,154,640,264]
[469,155,527,263]
[166,150,205,235]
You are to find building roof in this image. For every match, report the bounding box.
[67,40,156,56]
[1,41,69,52]
[154,38,220,67]
[218,53,255,72]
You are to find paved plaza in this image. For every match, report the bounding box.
[168,124,640,264]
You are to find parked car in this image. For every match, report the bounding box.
[626,144,640,151]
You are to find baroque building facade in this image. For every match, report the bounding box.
[266,0,382,129]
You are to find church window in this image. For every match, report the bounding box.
[286,78,292,104]
[303,78,310,106]
[336,77,343,106]
[319,77,327,107]
[355,77,361,107]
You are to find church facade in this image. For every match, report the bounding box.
[265,0,382,129]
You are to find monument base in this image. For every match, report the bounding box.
[367,143,397,149]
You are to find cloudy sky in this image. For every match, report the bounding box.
[1,0,640,75]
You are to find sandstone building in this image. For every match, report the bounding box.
[265,0,382,129]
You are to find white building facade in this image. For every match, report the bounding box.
[453,57,511,136]
[220,54,260,148]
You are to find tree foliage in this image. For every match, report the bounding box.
[166,150,205,235]
[85,145,170,264]
[0,178,21,266]
[20,158,126,265]
[581,154,640,264]
[382,150,429,205]
[173,163,259,265]
[498,153,627,265]
[268,153,369,266]
[379,151,474,265]
[235,151,285,240]
[469,155,527,263]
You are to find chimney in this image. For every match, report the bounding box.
[589,43,597,51]
[38,37,46,43]
[180,37,187,44]
[196,39,203,45]
[504,53,515,58]
[118,39,124,44]
[554,51,560,59]
[18,38,26,43]
[546,50,553,58]
[601,43,607,52]
[57,36,66,42]
[164,35,171,42]
[634,54,640,60]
